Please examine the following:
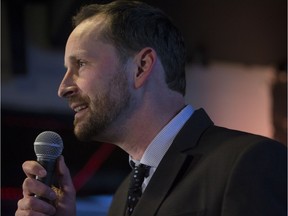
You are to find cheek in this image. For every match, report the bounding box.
[76,74,101,95]
[76,79,92,95]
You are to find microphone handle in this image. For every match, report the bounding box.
[35,158,57,201]
[36,158,57,186]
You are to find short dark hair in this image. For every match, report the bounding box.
[73,0,186,95]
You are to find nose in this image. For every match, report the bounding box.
[58,70,78,98]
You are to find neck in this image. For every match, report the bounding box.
[116,97,185,160]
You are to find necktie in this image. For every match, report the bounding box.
[126,162,150,215]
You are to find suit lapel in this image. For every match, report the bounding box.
[131,109,214,216]
[132,152,188,216]
[107,175,130,216]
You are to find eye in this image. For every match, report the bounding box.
[77,60,86,68]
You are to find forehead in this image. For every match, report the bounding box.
[64,16,114,62]
[67,15,107,46]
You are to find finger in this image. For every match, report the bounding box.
[22,160,47,179]
[57,156,75,195]
[22,178,57,201]
[16,196,56,216]
[15,209,48,216]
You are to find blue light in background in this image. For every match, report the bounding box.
[77,195,113,216]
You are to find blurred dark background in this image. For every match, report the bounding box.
[1,0,286,215]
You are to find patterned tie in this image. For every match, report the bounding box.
[126,162,150,215]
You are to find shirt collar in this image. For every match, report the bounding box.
[129,105,194,168]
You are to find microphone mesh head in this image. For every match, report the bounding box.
[34,131,63,160]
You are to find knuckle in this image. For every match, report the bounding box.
[23,196,33,207]
[22,161,32,172]
[22,160,41,176]
[16,197,34,215]
[22,177,34,189]
[17,198,24,208]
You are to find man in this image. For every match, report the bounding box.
[16,1,286,216]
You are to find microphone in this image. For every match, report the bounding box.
[34,131,64,187]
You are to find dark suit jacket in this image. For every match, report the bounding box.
[108,108,287,216]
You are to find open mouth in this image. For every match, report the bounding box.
[74,104,88,113]
[71,103,89,120]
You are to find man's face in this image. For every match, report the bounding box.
[58,18,133,142]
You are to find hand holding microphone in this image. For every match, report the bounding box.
[15,131,76,216]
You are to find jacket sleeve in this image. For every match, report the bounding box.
[221,140,287,216]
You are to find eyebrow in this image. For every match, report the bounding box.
[64,51,87,68]
[64,57,73,69]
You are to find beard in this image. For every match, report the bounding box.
[73,67,132,142]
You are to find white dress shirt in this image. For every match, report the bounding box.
[130,105,194,191]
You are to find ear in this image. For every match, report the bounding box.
[134,47,157,89]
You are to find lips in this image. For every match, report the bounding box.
[70,103,88,114]
[74,104,88,112]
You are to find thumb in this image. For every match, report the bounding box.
[54,156,76,216]
[57,155,75,196]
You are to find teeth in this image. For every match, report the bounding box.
[74,105,87,112]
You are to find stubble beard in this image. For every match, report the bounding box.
[73,68,131,142]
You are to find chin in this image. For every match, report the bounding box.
[73,125,88,141]
[73,124,99,142]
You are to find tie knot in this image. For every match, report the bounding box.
[129,162,151,191]
[130,161,150,178]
